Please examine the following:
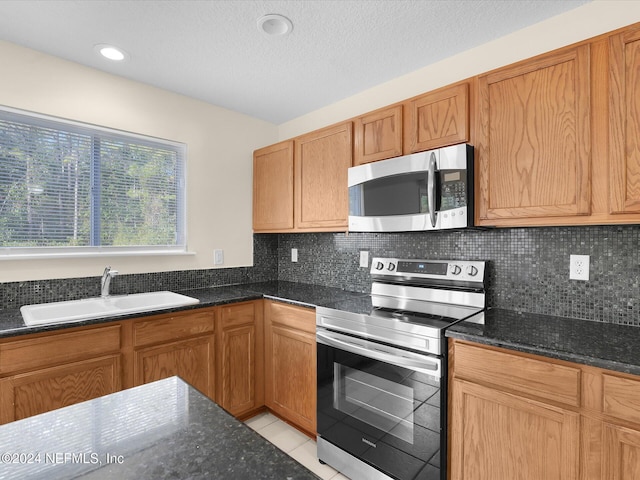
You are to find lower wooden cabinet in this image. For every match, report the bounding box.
[216,301,264,418]
[264,300,316,435]
[134,336,214,398]
[0,355,120,423]
[449,339,640,480]
[132,308,216,400]
[450,378,579,479]
[0,324,123,424]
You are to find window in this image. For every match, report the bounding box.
[0,106,186,258]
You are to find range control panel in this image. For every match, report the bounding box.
[370,258,485,282]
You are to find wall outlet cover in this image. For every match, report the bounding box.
[359,251,369,268]
[214,249,224,265]
[570,254,589,281]
[291,248,298,263]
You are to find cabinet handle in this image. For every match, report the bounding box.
[428,151,438,228]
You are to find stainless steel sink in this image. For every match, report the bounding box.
[20,291,200,326]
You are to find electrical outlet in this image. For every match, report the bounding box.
[359,251,369,268]
[291,248,298,262]
[569,254,589,281]
[214,249,224,265]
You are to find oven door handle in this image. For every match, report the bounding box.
[316,330,441,376]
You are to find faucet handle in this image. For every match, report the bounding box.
[110,270,119,277]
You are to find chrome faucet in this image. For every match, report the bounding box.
[101,266,119,298]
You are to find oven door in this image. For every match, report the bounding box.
[317,328,444,480]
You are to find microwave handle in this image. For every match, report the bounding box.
[427,152,437,228]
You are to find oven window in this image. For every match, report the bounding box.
[350,171,428,217]
[334,364,414,443]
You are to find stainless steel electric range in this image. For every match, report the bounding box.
[316,258,487,480]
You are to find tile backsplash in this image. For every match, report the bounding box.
[277,226,640,325]
[1,226,639,326]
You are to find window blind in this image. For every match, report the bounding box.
[0,107,186,256]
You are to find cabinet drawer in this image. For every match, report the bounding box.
[220,301,257,329]
[0,325,121,375]
[133,309,215,347]
[454,342,581,407]
[603,373,640,424]
[267,301,315,334]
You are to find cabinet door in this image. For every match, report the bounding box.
[217,301,263,418]
[354,105,403,165]
[265,301,316,434]
[404,82,469,154]
[609,26,640,215]
[449,379,580,480]
[0,355,120,424]
[253,140,294,231]
[603,423,640,480]
[134,336,214,399]
[477,45,591,223]
[294,122,352,230]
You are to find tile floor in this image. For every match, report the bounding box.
[245,412,349,480]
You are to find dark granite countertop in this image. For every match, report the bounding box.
[446,307,640,376]
[0,281,367,339]
[0,376,319,480]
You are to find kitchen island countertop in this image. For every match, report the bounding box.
[0,376,320,480]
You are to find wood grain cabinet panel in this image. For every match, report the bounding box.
[609,26,640,215]
[0,325,121,375]
[603,423,640,480]
[454,341,581,407]
[602,373,640,424]
[133,309,214,347]
[294,122,352,230]
[354,104,403,165]
[134,336,214,399]
[216,301,263,418]
[450,339,640,480]
[264,301,316,435]
[477,45,591,223]
[404,82,469,154]
[450,379,580,480]
[253,140,295,231]
[0,355,120,424]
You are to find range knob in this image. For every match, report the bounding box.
[450,264,462,275]
[374,261,385,270]
[387,262,396,272]
[466,265,479,277]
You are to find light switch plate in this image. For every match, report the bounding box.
[291,248,298,262]
[359,251,369,268]
[214,249,224,265]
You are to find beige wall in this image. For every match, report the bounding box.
[0,40,278,282]
[278,0,640,140]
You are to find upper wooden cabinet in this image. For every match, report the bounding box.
[476,45,591,224]
[404,82,469,154]
[353,104,403,165]
[609,25,640,216]
[253,141,294,231]
[294,121,352,230]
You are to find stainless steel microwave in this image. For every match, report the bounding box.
[348,143,473,232]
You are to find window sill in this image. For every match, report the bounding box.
[0,250,197,261]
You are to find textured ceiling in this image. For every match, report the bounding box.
[0,0,590,124]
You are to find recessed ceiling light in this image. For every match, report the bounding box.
[257,14,293,36]
[94,44,129,61]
